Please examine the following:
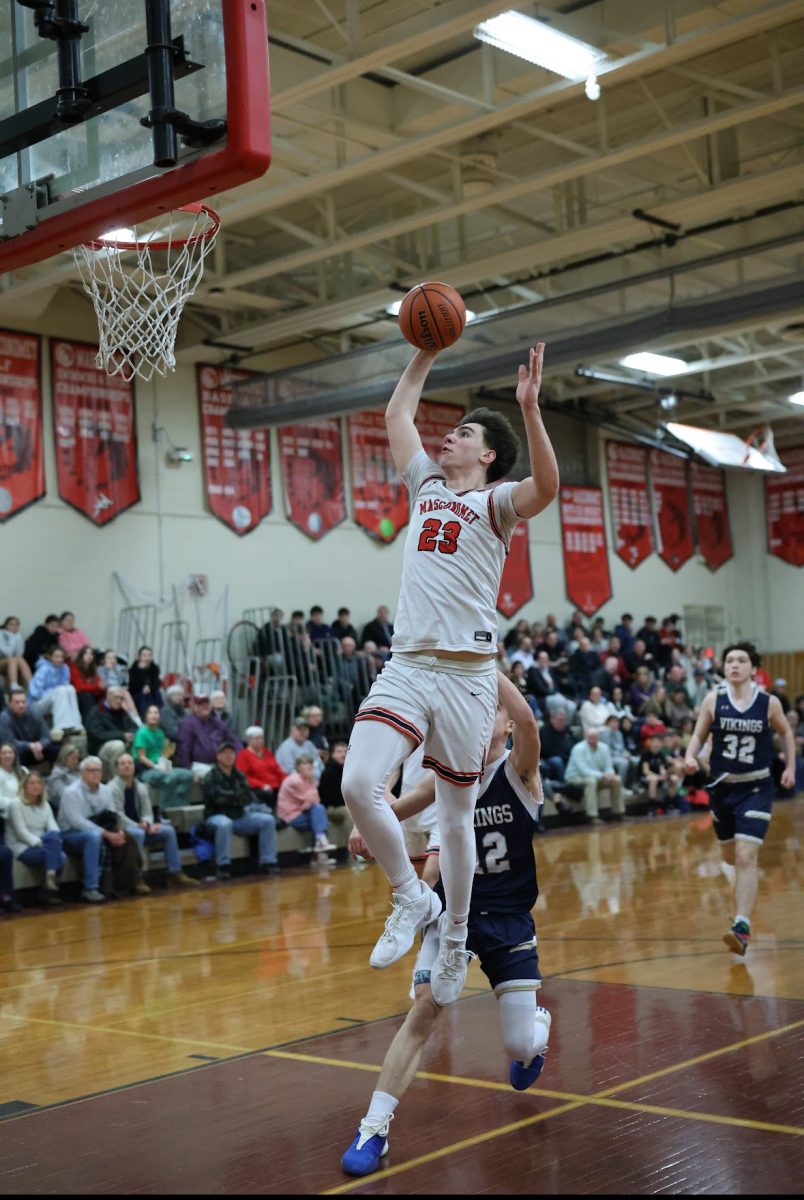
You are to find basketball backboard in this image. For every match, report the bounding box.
[0,0,270,271]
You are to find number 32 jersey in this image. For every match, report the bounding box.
[393,450,522,655]
[709,684,774,778]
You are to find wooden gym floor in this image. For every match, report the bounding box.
[0,799,802,1194]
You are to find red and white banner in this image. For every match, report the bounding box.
[0,330,44,522]
[278,420,345,540]
[559,486,612,616]
[691,463,733,570]
[766,447,804,567]
[51,340,139,525]
[416,400,464,460]
[606,441,653,568]
[497,523,533,618]
[649,450,694,571]
[349,409,408,543]
[197,366,271,536]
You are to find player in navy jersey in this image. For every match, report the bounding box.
[342,672,549,1177]
[685,642,794,955]
[342,343,559,1006]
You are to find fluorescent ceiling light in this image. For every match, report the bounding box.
[386,299,476,322]
[788,390,804,406]
[620,351,688,377]
[474,11,606,81]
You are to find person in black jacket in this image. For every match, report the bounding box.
[539,709,577,784]
[359,606,394,652]
[85,689,138,779]
[569,636,599,698]
[24,615,61,671]
[128,646,164,718]
[0,689,60,766]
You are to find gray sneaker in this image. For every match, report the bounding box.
[81,888,106,904]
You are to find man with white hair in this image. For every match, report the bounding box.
[110,753,199,888]
[235,727,286,806]
[58,756,122,902]
[564,728,625,825]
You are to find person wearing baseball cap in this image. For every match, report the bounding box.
[202,740,279,880]
[176,691,241,777]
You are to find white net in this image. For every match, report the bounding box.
[73,204,219,382]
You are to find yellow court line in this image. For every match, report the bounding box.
[597,1016,804,1097]
[265,1052,804,1138]
[7,1012,251,1056]
[321,1102,585,1195]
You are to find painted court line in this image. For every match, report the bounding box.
[264,1017,804,1193]
[265,1049,804,1138]
[320,1102,585,1195]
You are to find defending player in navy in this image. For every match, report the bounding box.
[342,672,550,1177]
[685,642,795,955]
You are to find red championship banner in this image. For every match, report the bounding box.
[0,330,44,521]
[649,449,694,571]
[349,409,408,543]
[559,486,612,616]
[606,441,653,568]
[766,447,804,567]
[416,400,464,459]
[278,420,345,540]
[51,340,139,525]
[497,523,533,618]
[197,365,271,535]
[691,463,733,570]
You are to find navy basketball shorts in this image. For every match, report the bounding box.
[710,776,773,845]
[414,911,541,995]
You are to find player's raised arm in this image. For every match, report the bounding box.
[497,670,541,790]
[511,344,560,520]
[385,349,438,474]
[768,695,796,790]
[684,691,716,773]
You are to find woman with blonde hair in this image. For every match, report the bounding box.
[0,740,27,817]
[6,771,65,905]
[46,741,81,814]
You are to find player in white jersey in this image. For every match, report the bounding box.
[342,343,559,1004]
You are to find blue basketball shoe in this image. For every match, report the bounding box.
[510,1006,552,1091]
[341,1114,392,1177]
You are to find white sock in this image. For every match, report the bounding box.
[45,870,58,888]
[365,1090,398,1123]
[393,875,423,903]
[445,913,468,940]
[734,914,751,928]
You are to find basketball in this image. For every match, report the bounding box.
[398,282,466,352]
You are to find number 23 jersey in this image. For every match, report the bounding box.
[709,684,774,778]
[393,450,522,655]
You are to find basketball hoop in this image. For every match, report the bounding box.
[73,202,220,382]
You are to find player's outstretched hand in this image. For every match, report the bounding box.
[781,767,795,790]
[516,343,545,412]
[683,755,699,775]
[348,826,374,861]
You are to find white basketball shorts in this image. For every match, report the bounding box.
[353,651,497,787]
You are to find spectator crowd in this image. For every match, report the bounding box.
[0,605,801,916]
